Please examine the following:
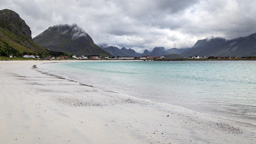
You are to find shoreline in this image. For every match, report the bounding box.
[36,61,256,127]
[2,56,256,62]
[1,61,256,144]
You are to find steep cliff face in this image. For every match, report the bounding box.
[33,24,111,56]
[0,9,32,39]
[0,9,45,56]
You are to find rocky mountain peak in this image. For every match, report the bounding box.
[142,49,150,56]
[0,9,32,39]
[150,47,167,57]
[193,37,226,48]
[44,24,88,41]
[33,24,111,56]
[152,47,165,51]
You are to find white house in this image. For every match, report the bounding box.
[81,55,88,60]
[23,55,36,58]
[72,55,78,59]
[190,56,201,59]
[140,56,152,60]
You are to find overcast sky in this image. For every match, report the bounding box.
[1,0,256,52]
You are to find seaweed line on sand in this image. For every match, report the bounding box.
[32,65,94,88]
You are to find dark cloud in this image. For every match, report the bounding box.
[0,0,256,50]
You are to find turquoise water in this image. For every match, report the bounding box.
[42,61,256,124]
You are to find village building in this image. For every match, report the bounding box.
[89,55,100,60]
[23,55,36,58]
[154,56,165,60]
[189,56,201,59]
[140,55,152,60]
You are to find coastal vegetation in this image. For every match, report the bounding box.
[0,56,36,60]
[0,9,46,59]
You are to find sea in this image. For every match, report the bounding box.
[40,61,256,124]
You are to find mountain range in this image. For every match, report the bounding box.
[1,9,256,58]
[182,34,256,57]
[102,31,256,58]
[33,24,111,56]
[101,45,190,57]
[101,46,141,57]
[0,9,46,56]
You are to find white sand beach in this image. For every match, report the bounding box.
[0,61,256,144]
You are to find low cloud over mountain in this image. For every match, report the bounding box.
[1,0,256,51]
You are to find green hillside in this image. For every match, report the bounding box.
[0,9,46,57]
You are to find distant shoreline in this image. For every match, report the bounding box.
[2,55,256,61]
[155,58,256,61]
